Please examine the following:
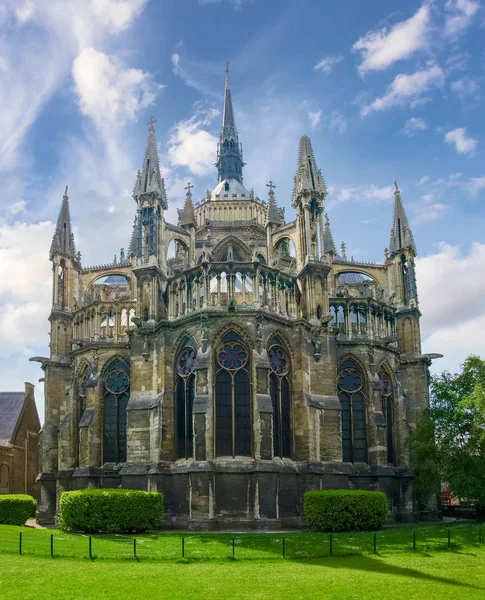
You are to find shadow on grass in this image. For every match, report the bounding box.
[291,553,484,590]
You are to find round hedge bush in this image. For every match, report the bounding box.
[0,494,37,526]
[57,488,164,534]
[303,489,388,532]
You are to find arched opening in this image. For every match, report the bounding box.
[174,344,197,459]
[268,340,292,458]
[58,259,66,307]
[274,237,296,260]
[215,331,251,457]
[338,358,367,463]
[103,359,130,463]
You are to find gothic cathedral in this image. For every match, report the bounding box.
[34,66,437,527]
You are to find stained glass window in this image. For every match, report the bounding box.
[338,359,367,463]
[215,332,251,457]
[175,346,196,459]
[103,359,130,463]
[269,345,292,458]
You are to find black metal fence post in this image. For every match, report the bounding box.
[448,528,451,549]
[373,532,377,554]
[50,534,54,558]
[134,538,137,560]
[182,537,185,558]
[479,524,482,545]
[89,536,92,560]
[413,529,416,551]
[19,532,22,556]
[232,537,235,558]
[329,533,333,557]
[282,537,285,558]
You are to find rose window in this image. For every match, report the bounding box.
[177,347,197,377]
[338,368,362,393]
[105,369,130,394]
[269,346,289,375]
[217,342,248,370]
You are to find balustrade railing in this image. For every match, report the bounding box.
[73,301,136,341]
[329,300,396,342]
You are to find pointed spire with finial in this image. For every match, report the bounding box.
[180,182,197,227]
[133,117,168,208]
[292,136,327,206]
[340,241,347,261]
[128,216,137,257]
[49,185,77,261]
[389,180,416,256]
[265,180,281,227]
[215,61,245,183]
[323,213,337,254]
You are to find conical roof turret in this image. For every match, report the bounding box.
[49,186,76,261]
[389,181,416,256]
[133,117,168,209]
[323,213,336,254]
[180,182,197,227]
[265,181,280,227]
[292,136,327,206]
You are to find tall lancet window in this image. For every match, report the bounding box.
[215,331,251,457]
[58,259,66,307]
[268,342,292,458]
[175,345,196,459]
[338,358,367,463]
[103,359,130,463]
[379,369,395,464]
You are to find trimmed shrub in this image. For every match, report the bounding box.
[0,494,37,526]
[57,488,164,534]
[303,489,388,532]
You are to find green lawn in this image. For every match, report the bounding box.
[1,551,485,599]
[0,521,481,561]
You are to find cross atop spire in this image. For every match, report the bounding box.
[266,180,276,195]
[265,180,280,227]
[180,183,196,228]
[184,181,194,197]
[225,60,230,75]
[147,116,157,133]
[389,182,416,257]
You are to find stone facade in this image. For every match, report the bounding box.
[34,67,439,527]
[0,384,40,497]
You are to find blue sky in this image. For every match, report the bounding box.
[0,0,484,416]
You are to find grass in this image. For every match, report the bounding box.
[0,521,481,561]
[1,550,485,599]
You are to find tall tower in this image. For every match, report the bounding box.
[387,182,420,354]
[215,62,245,184]
[132,118,168,322]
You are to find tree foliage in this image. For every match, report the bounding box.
[430,355,485,507]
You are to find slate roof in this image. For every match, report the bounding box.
[0,392,25,446]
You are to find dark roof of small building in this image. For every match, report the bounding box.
[338,272,371,285]
[0,392,25,445]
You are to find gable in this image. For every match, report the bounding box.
[0,393,25,445]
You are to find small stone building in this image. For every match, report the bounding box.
[34,65,441,527]
[0,384,40,496]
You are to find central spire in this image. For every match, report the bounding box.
[215,61,245,184]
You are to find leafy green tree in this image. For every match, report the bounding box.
[430,355,485,507]
[409,408,440,507]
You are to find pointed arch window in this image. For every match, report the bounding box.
[269,342,292,458]
[338,359,367,463]
[215,331,251,457]
[103,359,130,463]
[175,345,196,459]
[379,369,394,464]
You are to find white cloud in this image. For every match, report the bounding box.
[337,184,394,203]
[417,242,485,372]
[167,107,219,176]
[353,4,430,74]
[15,0,35,23]
[451,76,479,99]
[308,110,322,130]
[361,65,444,117]
[444,127,478,156]
[6,200,27,215]
[329,111,347,134]
[412,194,448,224]
[72,47,161,128]
[402,116,427,136]
[444,0,480,37]
[417,175,430,185]
[90,0,149,33]
[314,55,343,74]
[465,177,485,196]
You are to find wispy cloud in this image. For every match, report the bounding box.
[402,116,427,136]
[353,4,431,74]
[314,55,343,74]
[444,127,478,156]
[412,194,448,224]
[329,111,347,134]
[360,65,444,117]
[444,0,481,37]
[308,110,322,130]
[451,76,480,99]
